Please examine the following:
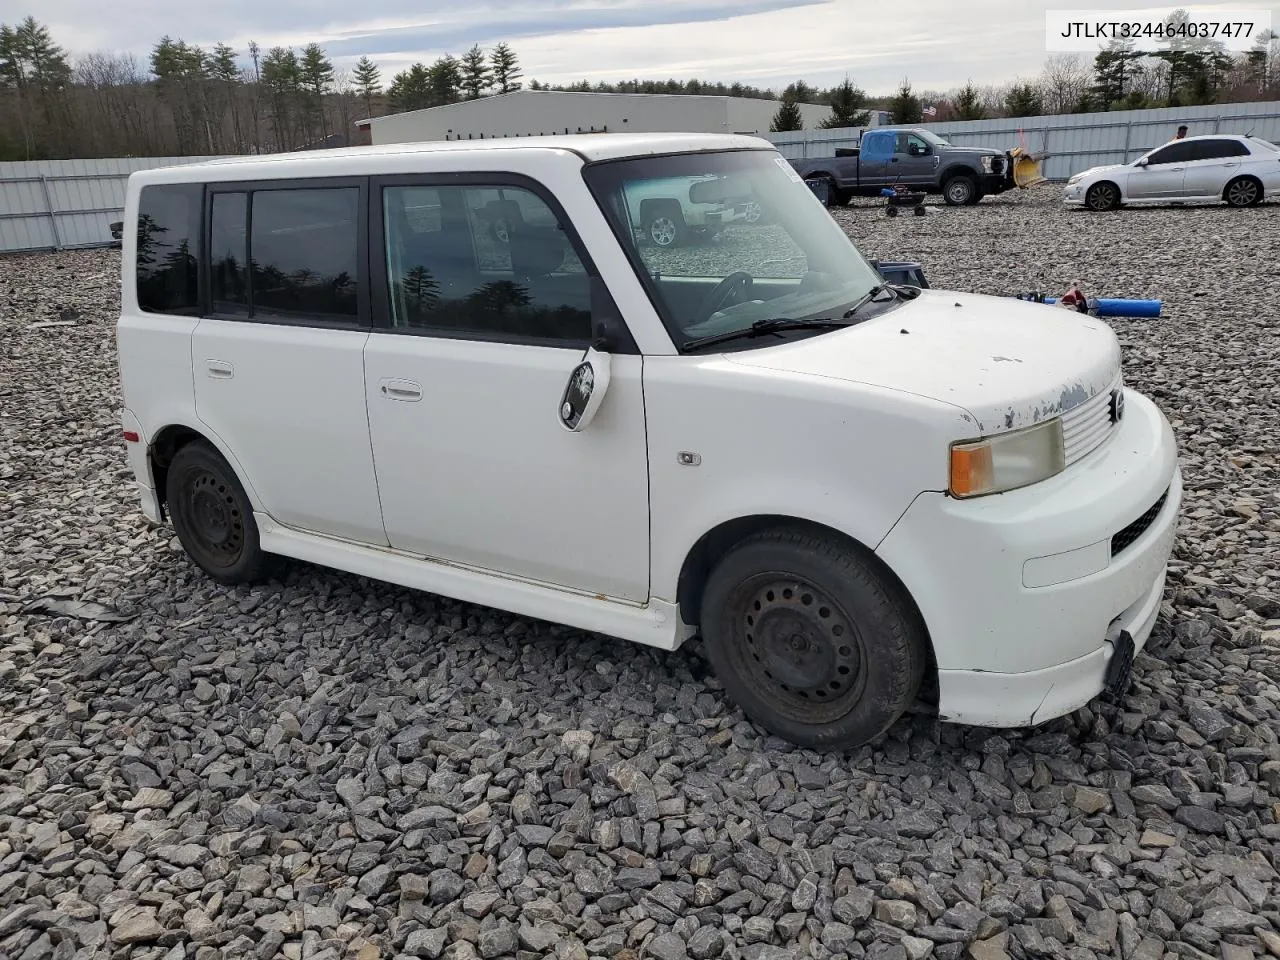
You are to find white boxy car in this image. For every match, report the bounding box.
[117,133,1182,749]
[1064,133,1280,210]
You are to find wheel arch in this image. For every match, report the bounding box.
[1086,179,1122,208]
[675,513,938,699]
[147,422,263,519]
[1223,173,1263,204]
[638,196,685,222]
[939,164,977,186]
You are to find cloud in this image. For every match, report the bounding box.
[34,0,1238,94]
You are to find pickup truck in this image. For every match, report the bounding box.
[789,127,1019,206]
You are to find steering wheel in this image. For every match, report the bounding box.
[697,271,754,321]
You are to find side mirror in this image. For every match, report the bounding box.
[1136,157,1148,167]
[559,345,611,432]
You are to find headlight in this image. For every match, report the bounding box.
[980,156,994,172]
[1067,173,1084,186]
[949,418,1066,498]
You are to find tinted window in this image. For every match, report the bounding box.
[382,184,591,342]
[136,183,201,314]
[1146,142,1195,165]
[250,188,360,321]
[210,192,249,315]
[1191,138,1250,160]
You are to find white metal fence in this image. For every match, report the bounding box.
[4,99,1279,254]
[764,100,1280,183]
[0,156,230,255]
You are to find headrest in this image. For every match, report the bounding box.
[509,226,566,277]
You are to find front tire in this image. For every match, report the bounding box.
[698,527,928,749]
[942,174,976,206]
[1086,181,1120,211]
[166,440,268,586]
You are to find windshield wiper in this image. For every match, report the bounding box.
[681,282,915,352]
[683,316,854,351]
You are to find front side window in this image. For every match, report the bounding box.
[899,133,931,155]
[1144,141,1195,165]
[381,183,591,342]
[583,150,885,351]
[136,183,202,314]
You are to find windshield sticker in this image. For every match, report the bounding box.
[774,157,803,182]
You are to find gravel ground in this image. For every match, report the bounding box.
[1,187,1279,960]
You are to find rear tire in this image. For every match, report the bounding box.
[698,527,928,749]
[1224,176,1262,207]
[166,440,268,586]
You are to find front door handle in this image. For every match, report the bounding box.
[206,360,233,379]
[1222,162,1239,167]
[380,378,422,401]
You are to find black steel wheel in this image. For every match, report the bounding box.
[699,527,928,749]
[1224,176,1261,208]
[1086,181,1120,211]
[166,440,268,585]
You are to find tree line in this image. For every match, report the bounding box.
[1,12,1277,161]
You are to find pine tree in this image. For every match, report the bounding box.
[888,78,922,124]
[353,56,381,117]
[769,96,803,132]
[427,55,462,106]
[461,44,490,99]
[1091,39,1139,109]
[490,42,521,93]
[1004,81,1044,116]
[819,77,869,128]
[388,63,432,111]
[261,46,303,149]
[299,43,334,139]
[0,16,71,91]
[951,80,984,120]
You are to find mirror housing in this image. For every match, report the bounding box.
[559,345,612,432]
[1136,157,1148,167]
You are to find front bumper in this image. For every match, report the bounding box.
[876,388,1181,727]
[1063,181,1086,205]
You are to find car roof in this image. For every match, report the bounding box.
[133,132,776,183]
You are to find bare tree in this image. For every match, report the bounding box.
[1040,54,1091,113]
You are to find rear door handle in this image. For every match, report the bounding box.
[380,378,422,401]
[1222,162,1239,167]
[206,360,233,379]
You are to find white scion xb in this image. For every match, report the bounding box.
[117,133,1182,749]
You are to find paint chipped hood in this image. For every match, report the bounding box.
[725,288,1123,434]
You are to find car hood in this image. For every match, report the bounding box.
[725,289,1123,435]
[940,145,1005,158]
[1075,163,1129,179]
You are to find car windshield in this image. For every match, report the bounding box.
[581,149,887,351]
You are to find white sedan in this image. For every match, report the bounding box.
[1064,133,1280,210]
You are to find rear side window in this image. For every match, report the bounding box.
[206,185,362,323]
[135,183,202,314]
[250,188,360,321]
[1192,139,1250,160]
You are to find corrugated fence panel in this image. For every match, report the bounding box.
[0,155,232,254]
[765,100,1280,181]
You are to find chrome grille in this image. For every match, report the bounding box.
[1062,372,1123,467]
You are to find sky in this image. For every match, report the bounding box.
[30,0,1280,96]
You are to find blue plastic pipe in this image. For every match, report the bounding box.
[1036,297,1162,318]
